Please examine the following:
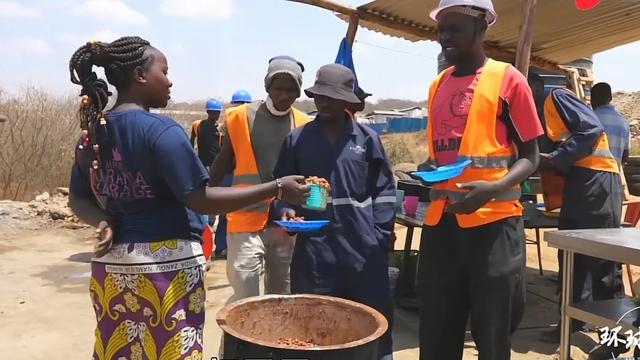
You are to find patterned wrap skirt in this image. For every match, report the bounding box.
[89,239,206,360]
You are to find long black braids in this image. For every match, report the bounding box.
[68,36,153,206]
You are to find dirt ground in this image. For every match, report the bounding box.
[1,223,639,359]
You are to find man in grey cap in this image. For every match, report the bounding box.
[209,56,310,307]
[274,63,397,360]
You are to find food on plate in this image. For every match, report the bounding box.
[305,176,331,191]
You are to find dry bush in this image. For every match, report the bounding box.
[0,87,78,200]
[380,132,428,166]
[0,88,207,201]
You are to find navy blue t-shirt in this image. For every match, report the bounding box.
[70,109,209,244]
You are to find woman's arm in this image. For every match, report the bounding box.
[184,176,309,215]
[68,192,111,227]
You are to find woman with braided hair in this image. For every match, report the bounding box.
[68,36,310,359]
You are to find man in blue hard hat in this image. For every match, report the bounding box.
[190,98,223,169]
[231,89,253,105]
[212,90,253,260]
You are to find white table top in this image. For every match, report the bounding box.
[545,228,640,266]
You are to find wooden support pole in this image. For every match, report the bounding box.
[346,13,360,46]
[515,0,537,77]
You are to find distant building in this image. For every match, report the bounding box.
[364,110,407,124]
[356,117,372,125]
[396,106,427,118]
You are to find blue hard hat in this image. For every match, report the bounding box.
[231,90,252,104]
[205,98,223,111]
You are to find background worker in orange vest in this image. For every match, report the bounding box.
[418,1,543,359]
[529,75,625,356]
[213,90,254,259]
[209,56,309,305]
[190,98,223,170]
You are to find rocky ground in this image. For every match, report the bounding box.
[0,188,89,231]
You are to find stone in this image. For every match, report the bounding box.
[55,187,70,196]
[49,206,73,220]
[35,192,50,202]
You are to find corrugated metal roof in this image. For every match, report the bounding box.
[347,0,640,66]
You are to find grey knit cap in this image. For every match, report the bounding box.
[264,58,304,93]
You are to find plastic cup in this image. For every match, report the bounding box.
[522,180,532,194]
[404,196,419,217]
[395,190,405,210]
[303,184,328,211]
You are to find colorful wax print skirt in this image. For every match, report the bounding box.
[89,239,206,360]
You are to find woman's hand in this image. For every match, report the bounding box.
[94,220,113,258]
[279,176,311,205]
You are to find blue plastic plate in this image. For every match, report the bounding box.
[411,159,472,183]
[275,220,330,233]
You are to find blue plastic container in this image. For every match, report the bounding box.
[275,220,331,233]
[411,159,472,183]
[303,184,328,211]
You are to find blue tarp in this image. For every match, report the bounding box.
[367,123,387,135]
[364,117,427,135]
[387,117,427,133]
[335,37,370,99]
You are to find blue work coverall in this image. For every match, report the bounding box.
[274,116,397,360]
[544,89,624,330]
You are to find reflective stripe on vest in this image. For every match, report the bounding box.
[543,89,619,174]
[458,155,517,168]
[226,104,310,233]
[425,58,522,228]
[430,188,522,202]
[328,196,397,208]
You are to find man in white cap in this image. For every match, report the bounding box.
[418,1,543,359]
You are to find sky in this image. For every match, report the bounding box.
[1,0,639,103]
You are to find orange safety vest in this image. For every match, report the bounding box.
[424,58,522,228]
[544,89,619,173]
[226,104,310,233]
[192,119,203,138]
[193,119,224,148]
[540,89,619,210]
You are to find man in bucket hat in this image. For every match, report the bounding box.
[417,0,543,359]
[274,63,397,360]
